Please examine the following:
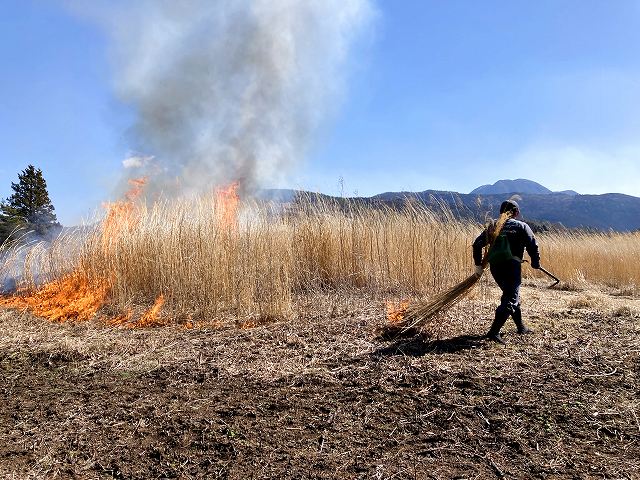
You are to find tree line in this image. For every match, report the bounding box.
[0,165,61,245]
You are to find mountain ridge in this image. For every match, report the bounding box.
[470,179,553,195]
[260,180,640,231]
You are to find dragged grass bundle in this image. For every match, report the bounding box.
[382,212,510,337]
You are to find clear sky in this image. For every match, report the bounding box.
[2,1,640,224]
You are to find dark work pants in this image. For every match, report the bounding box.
[489,259,521,318]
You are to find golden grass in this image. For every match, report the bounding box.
[1,195,638,324]
[82,196,478,321]
[567,293,604,310]
[534,230,640,294]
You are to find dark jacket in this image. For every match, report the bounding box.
[473,218,540,268]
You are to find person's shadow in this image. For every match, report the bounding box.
[373,333,487,358]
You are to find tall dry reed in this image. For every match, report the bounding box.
[535,230,640,293]
[2,196,639,322]
[71,196,477,320]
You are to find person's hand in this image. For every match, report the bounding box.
[531,262,540,270]
[474,265,484,277]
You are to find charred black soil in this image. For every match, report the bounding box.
[1,286,639,479]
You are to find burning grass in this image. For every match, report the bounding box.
[1,194,639,328]
[137,294,165,327]
[0,273,107,322]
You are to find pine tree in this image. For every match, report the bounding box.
[0,165,61,244]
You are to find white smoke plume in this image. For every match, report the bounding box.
[122,154,154,170]
[70,0,375,197]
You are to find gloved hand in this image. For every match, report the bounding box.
[531,261,540,269]
[474,265,484,277]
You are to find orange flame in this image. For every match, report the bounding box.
[386,300,410,324]
[0,273,108,323]
[106,309,133,327]
[102,177,147,250]
[0,177,150,324]
[124,177,147,202]
[215,182,239,229]
[138,294,165,327]
[239,320,258,329]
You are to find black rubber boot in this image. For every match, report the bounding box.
[486,310,508,344]
[512,305,533,334]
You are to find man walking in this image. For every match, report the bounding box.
[473,200,540,344]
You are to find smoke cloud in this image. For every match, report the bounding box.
[71,0,374,197]
[122,154,154,170]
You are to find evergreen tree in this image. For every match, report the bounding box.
[0,165,61,244]
[0,201,16,245]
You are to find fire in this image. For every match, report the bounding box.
[0,177,150,325]
[0,175,172,329]
[239,320,258,329]
[0,273,108,323]
[102,177,147,250]
[107,309,133,327]
[386,300,410,324]
[138,294,165,327]
[124,177,147,201]
[215,182,240,229]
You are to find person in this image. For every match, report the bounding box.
[472,199,540,344]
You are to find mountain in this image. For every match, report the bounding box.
[370,190,640,231]
[471,179,552,195]
[470,179,580,196]
[256,188,297,203]
[260,180,640,231]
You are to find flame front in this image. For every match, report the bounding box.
[107,309,133,327]
[215,182,239,229]
[0,273,108,322]
[0,178,237,327]
[0,177,154,325]
[102,177,147,250]
[138,295,165,327]
[386,300,410,324]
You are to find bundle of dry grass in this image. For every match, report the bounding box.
[381,212,510,337]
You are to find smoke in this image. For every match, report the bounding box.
[123,154,154,170]
[70,0,375,197]
[0,226,66,294]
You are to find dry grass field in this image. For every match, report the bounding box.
[2,196,639,323]
[1,198,639,478]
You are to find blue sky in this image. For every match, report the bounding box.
[2,1,640,224]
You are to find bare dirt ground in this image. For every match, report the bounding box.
[0,282,639,479]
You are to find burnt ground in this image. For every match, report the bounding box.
[0,284,639,479]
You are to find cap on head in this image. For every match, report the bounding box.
[500,199,520,215]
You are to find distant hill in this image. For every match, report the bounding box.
[471,179,553,195]
[470,179,581,196]
[256,189,297,203]
[370,190,640,231]
[260,181,640,231]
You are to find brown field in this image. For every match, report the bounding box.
[1,281,639,479]
[1,200,639,478]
